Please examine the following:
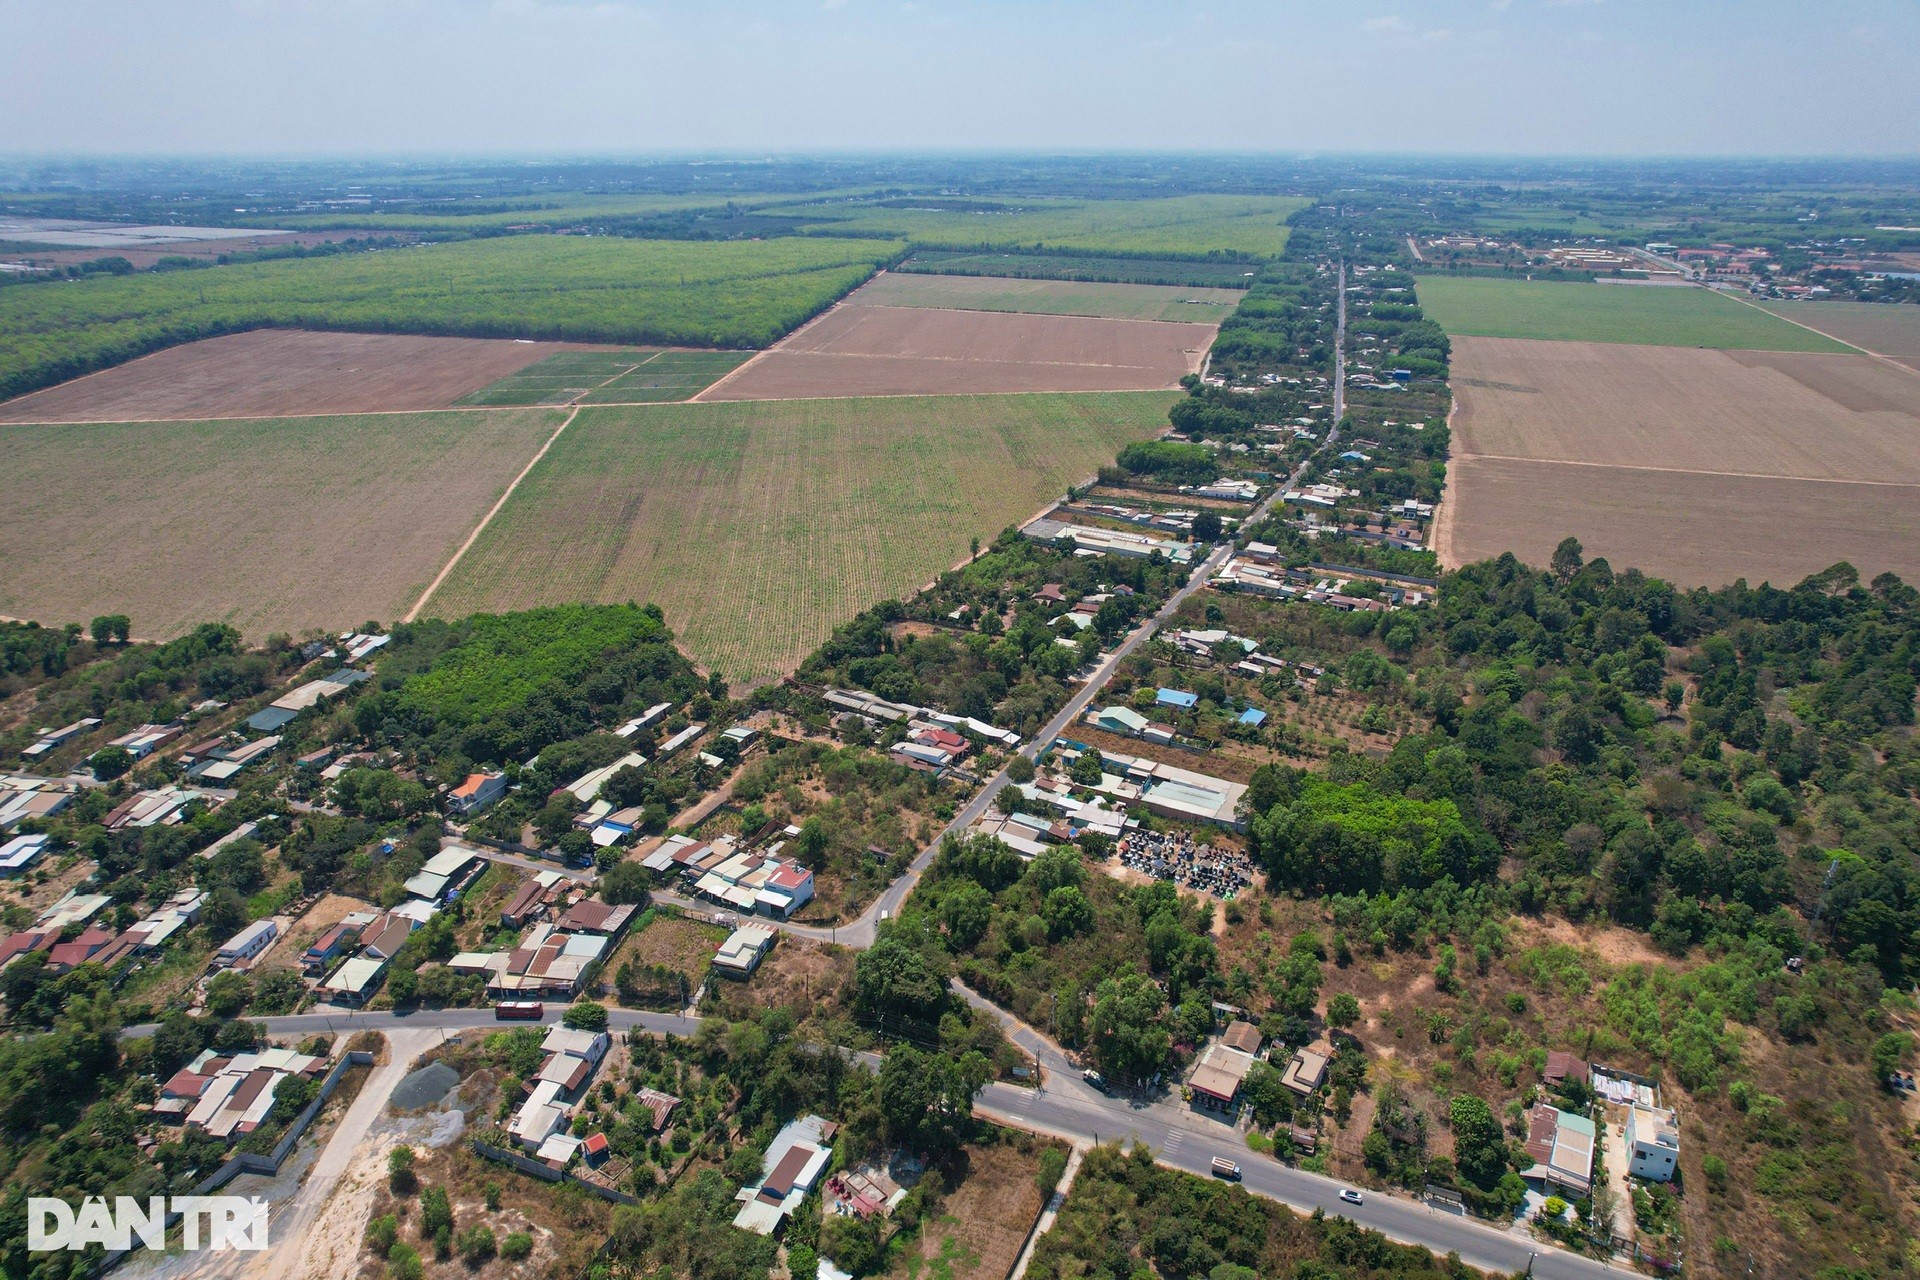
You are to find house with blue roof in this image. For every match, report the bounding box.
[1155,688,1198,710]
[1238,707,1267,727]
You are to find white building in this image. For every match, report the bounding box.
[1627,1103,1680,1181]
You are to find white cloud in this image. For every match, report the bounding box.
[1363,15,1407,33]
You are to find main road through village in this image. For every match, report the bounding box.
[130,263,1615,1278]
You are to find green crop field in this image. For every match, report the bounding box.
[898,250,1258,288]
[579,351,755,403]
[259,187,890,232]
[0,235,902,401]
[455,348,753,406]
[1416,276,1855,351]
[794,195,1306,258]
[425,391,1177,683]
[849,273,1243,322]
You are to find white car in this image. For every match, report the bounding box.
[1338,1188,1364,1206]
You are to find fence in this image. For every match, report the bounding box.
[469,1137,639,1205]
[94,1050,375,1275]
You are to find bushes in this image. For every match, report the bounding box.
[1115,440,1218,486]
[500,1232,533,1261]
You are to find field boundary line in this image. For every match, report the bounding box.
[563,355,653,407]
[690,280,862,402]
[403,406,579,623]
[1455,451,1920,490]
[1713,291,1920,380]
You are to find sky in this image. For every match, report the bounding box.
[4,0,1917,157]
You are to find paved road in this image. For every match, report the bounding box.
[978,1080,1607,1280]
[714,261,1349,951]
[128,259,1613,1280]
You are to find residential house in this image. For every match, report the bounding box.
[319,955,389,1006]
[1221,1020,1264,1055]
[1188,1042,1257,1112]
[448,772,508,816]
[635,1087,680,1131]
[562,753,648,805]
[301,922,361,975]
[1088,705,1149,736]
[554,897,638,937]
[403,843,484,902]
[1280,1044,1330,1096]
[215,919,278,968]
[731,1115,836,1235]
[1155,688,1199,711]
[501,871,569,928]
[0,832,50,876]
[108,724,178,760]
[474,924,609,997]
[167,1047,328,1139]
[46,926,118,973]
[1522,1104,1597,1197]
[714,924,778,977]
[1544,1051,1589,1089]
[1627,1103,1680,1182]
[22,718,101,758]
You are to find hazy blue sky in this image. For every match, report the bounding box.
[5,0,1916,156]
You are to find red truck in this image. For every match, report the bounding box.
[493,1001,545,1021]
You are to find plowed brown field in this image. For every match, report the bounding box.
[1443,336,1920,586]
[0,408,562,639]
[0,329,612,422]
[701,303,1213,400]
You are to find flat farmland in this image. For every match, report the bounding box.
[1417,276,1854,350]
[1441,459,1920,587]
[703,304,1214,400]
[899,249,1258,289]
[0,408,561,638]
[0,234,900,402]
[1752,298,1920,370]
[454,348,753,407]
[846,272,1243,322]
[579,350,755,403]
[0,330,604,422]
[425,391,1175,682]
[791,194,1307,257]
[1441,336,1920,585]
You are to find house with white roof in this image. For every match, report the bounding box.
[732,1115,836,1235]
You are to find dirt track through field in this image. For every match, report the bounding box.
[700,303,1213,400]
[1443,335,1920,586]
[0,330,612,422]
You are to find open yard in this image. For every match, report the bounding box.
[0,407,562,639]
[424,391,1174,682]
[1440,336,1920,585]
[1417,276,1855,351]
[1753,297,1920,370]
[0,330,602,422]
[703,303,1213,400]
[845,272,1243,322]
[878,1139,1054,1280]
